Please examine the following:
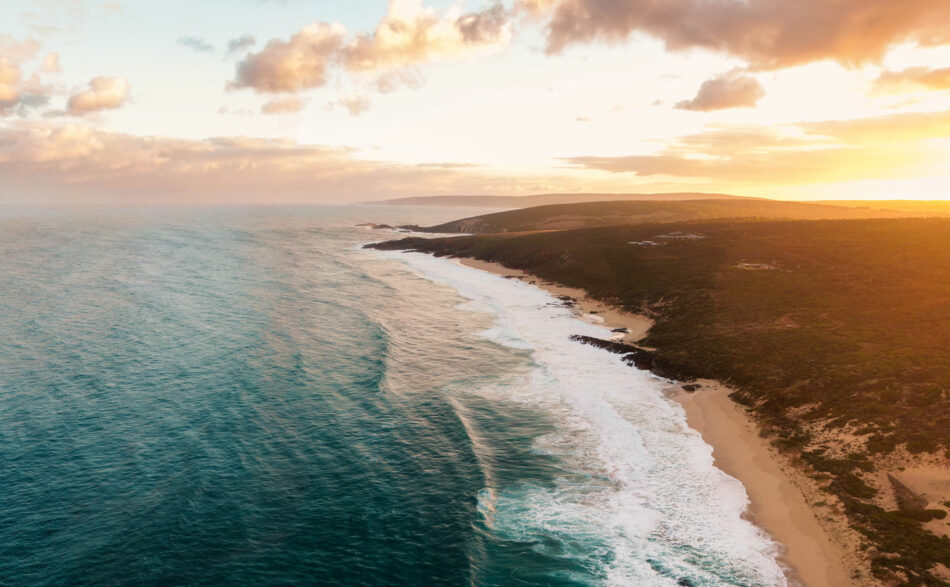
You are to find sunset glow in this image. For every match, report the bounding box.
[3,0,950,204]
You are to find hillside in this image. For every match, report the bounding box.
[814,200,950,215]
[405,198,935,234]
[359,192,749,208]
[369,217,950,584]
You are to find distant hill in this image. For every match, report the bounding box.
[359,192,751,208]
[809,200,950,215]
[407,198,935,234]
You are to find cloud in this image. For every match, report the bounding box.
[0,122,529,204]
[231,22,346,93]
[0,58,54,117]
[178,36,214,53]
[521,0,950,70]
[374,68,424,93]
[0,59,21,104]
[334,94,371,116]
[66,76,130,115]
[0,38,60,117]
[231,1,512,93]
[456,3,509,44]
[261,96,305,114]
[341,1,511,73]
[803,109,950,144]
[226,34,256,56]
[0,34,41,62]
[562,109,950,184]
[40,52,61,73]
[676,72,765,111]
[872,66,950,94]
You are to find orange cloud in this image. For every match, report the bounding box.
[261,96,305,115]
[232,1,511,94]
[0,35,43,111]
[804,109,950,143]
[0,123,477,203]
[0,58,54,116]
[342,1,510,72]
[40,52,61,73]
[564,109,950,183]
[872,67,950,94]
[0,122,638,204]
[334,94,371,116]
[67,76,130,115]
[0,58,21,106]
[523,0,950,69]
[232,22,346,93]
[676,72,765,112]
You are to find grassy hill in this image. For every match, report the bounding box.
[369,217,950,583]
[359,192,749,208]
[407,198,938,234]
[815,200,950,215]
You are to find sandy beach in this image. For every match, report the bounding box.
[672,383,869,586]
[458,257,870,586]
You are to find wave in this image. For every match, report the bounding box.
[378,251,787,586]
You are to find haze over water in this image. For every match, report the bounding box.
[0,207,784,585]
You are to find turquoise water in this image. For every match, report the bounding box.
[0,207,786,585]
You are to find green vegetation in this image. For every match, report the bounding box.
[370,217,950,583]
[361,191,745,208]
[408,198,944,234]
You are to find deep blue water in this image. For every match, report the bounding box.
[0,207,786,586]
[0,207,560,585]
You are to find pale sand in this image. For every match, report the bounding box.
[456,257,871,586]
[673,383,869,586]
[887,465,950,539]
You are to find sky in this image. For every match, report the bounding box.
[2,0,950,204]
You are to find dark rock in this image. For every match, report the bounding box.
[568,334,696,382]
[356,223,398,230]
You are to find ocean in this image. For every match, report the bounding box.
[0,207,786,586]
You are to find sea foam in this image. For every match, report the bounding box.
[382,251,788,586]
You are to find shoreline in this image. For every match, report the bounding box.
[459,258,654,344]
[457,257,869,587]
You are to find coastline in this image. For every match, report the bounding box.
[457,257,869,587]
[459,258,654,345]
